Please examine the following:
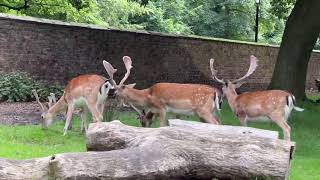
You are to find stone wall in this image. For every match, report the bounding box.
[0,13,319,91]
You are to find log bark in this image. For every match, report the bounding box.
[0,157,49,179]
[168,119,279,139]
[0,120,295,180]
[86,120,295,180]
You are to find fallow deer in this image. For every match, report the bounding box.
[210,55,304,140]
[103,56,222,127]
[33,74,114,135]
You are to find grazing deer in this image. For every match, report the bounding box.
[103,56,222,127]
[210,55,304,140]
[33,74,114,135]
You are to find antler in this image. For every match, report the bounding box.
[119,56,133,86]
[129,103,145,120]
[32,90,46,111]
[210,58,225,84]
[103,60,117,86]
[50,93,57,104]
[231,55,258,83]
[47,93,56,108]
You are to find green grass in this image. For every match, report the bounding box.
[0,99,320,179]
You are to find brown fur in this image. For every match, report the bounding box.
[118,83,221,127]
[42,74,109,135]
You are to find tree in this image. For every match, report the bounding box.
[0,0,103,25]
[268,0,320,99]
[0,0,29,11]
[97,0,149,30]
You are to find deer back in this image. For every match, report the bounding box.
[148,83,221,109]
[63,74,107,101]
[235,90,292,117]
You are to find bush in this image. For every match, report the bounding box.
[0,72,63,102]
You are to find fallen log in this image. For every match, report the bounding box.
[168,119,279,139]
[86,120,295,180]
[0,157,49,180]
[0,120,295,180]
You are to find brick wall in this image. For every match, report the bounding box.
[0,13,319,91]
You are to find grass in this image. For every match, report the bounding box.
[0,98,319,179]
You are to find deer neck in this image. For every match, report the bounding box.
[225,88,238,112]
[124,88,150,107]
[47,94,68,116]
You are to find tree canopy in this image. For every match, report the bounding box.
[0,0,304,46]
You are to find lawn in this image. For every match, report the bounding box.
[0,100,319,180]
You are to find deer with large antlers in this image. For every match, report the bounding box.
[103,56,222,127]
[210,55,304,140]
[33,74,114,135]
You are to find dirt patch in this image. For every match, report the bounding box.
[0,99,135,125]
[0,102,42,125]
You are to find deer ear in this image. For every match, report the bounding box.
[234,81,246,88]
[126,83,136,88]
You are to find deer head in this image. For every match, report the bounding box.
[103,56,136,101]
[210,55,258,96]
[129,103,149,127]
[32,90,58,128]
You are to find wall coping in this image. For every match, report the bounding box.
[1,13,320,53]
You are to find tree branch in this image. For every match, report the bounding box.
[0,0,29,11]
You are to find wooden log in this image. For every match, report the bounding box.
[169,119,279,139]
[86,121,295,180]
[0,121,295,180]
[0,157,49,179]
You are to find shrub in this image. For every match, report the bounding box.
[0,72,63,102]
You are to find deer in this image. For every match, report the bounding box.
[32,74,114,135]
[103,56,222,127]
[210,55,304,140]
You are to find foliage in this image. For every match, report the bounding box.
[1,0,317,49]
[0,0,104,25]
[97,0,149,30]
[269,0,295,19]
[0,0,291,45]
[140,0,193,35]
[187,0,254,40]
[133,0,286,43]
[0,72,63,102]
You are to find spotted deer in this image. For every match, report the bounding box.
[103,56,222,127]
[33,74,114,135]
[210,55,304,140]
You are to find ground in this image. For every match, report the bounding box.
[0,97,319,180]
[0,102,41,125]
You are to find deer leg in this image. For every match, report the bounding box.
[98,101,105,116]
[86,98,103,123]
[158,109,168,127]
[141,111,156,127]
[270,115,291,141]
[148,97,167,126]
[80,107,89,133]
[239,116,248,126]
[197,110,220,125]
[197,97,221,125]
[63,103,75,136]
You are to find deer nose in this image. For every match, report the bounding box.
[108,89,116,98]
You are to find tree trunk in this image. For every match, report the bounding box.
[268,0,320,99]
[86,121,295,180]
